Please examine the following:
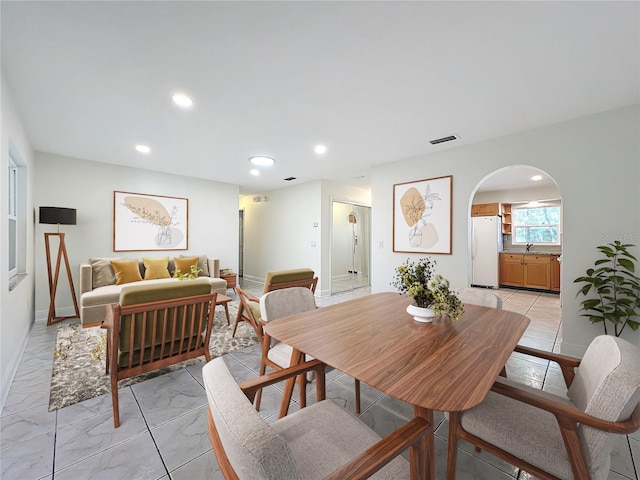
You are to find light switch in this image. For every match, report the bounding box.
[310,241,317,247]
[379,241,384,249]
[312,222,318,227]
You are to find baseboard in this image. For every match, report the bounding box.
[34,306,78,323]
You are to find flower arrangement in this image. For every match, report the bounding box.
[173,264,202,281]
[391,257,464,321]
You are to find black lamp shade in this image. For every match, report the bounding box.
[39,207,77,225]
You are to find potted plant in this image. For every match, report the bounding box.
[392,257,464,322]
[574,240,640,336]
[173,264,203,281]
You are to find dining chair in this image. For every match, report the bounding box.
[256,287,362,414]
[453,287,502,309]
[231,268,317,338]
[203,356,431,480]
[446,335,640,480]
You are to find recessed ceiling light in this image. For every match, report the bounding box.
[135,144,150,154]
[314,144,327,155]
[531,175,543,181]
[249,156,275,167]
[250,169,260,176]
[172,93,193,108]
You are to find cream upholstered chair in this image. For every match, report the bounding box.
[446,335,640,480]
[231,268,317,338]
[453,287,502,309]
[255,287,361,414]
[203,356,431,480]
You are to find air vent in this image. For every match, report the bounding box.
[430,134,459,145]
[284,177,297,181]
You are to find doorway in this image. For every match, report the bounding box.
[331,202,371,294]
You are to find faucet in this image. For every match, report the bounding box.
[526,243,533,252]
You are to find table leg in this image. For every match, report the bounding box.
[279,349,304,419]
[414,406,435,480]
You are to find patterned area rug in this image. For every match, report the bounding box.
[49,302,258,411]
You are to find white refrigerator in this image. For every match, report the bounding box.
[471,216,503,288]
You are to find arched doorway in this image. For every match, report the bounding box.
[469,165,562,292]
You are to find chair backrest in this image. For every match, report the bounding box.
[203,357,302,480]
[260,287,317,324]
[568,335,640,469]
[260,287,317,350]
[115,279,213,366]
[454,287,502,309]
[263,268,317,294]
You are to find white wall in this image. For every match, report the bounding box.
[239,181,323,285]
[240,179,371,297]
[371,105,640,354]
[1,76,36,410]
[33,153,239,318]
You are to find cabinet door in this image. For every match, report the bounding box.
[500,254,524,286]
[524,255,551,290]
[475,203,499,216]
[550,255,560,292]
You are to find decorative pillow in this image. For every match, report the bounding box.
[180,254,210,277]
[89,257,123,289]
[173,256,199,277]
[143,257,170,280]
[110,259,143,285]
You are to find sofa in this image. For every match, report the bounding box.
[79,255,227,326]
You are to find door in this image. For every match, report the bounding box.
[331,202,371,294]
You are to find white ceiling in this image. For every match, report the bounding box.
[2,1,638,194]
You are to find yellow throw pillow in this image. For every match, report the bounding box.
[110,259,143,285]
[173,256,199,277]
[143,257,170,280]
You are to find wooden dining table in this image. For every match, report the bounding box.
[263,291,530,480]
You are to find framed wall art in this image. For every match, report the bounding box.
[393,175,452,254]
[113,191,188,251]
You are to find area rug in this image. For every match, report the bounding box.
[49,303,258,411]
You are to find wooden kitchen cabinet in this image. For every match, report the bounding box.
[500,253,552,290]
[550,255,560,292]
[471,202,499,217]
[501,203,512,234]
[523,254,551,290]
[500,253,524,286]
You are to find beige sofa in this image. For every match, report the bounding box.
[79,256,227,326]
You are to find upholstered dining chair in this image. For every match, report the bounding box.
[203,356,431,480]
[255,287,361,414]
[453,287,502,309]
[231,268,317,339]
[446,335,640,480]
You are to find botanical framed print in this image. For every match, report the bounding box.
[393,175,452,254]
[113,191,188,251]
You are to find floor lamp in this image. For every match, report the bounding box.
[40,206,80,325]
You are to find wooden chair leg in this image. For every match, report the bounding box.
[254,360,268,411]
[355,379,361,414]
[298,373,307,408]
[111,374,120,428]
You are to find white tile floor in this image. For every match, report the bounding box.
[1,283,638,479]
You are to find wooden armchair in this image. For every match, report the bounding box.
[256,287,361,415]
[446,335,640,480]
[102,279,216,427]
[231,268,318,339]
[203,356,432,479]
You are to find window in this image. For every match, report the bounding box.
[512,204,561,245]
[8,157,18,278]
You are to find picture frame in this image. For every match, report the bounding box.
[113,191,188,251]
[393,175,452,254]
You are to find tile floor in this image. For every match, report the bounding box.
[1,283,638,479]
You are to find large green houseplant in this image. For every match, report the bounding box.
[574,241,640,336]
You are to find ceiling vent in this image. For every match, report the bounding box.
[252,196,268,203]
[284,177,297,181]
[429,134,459,145]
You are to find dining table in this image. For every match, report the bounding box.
[263,291,530,480]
